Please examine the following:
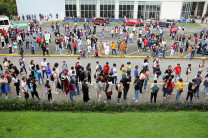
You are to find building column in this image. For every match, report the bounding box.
[76,0,81,17]
[202,1,208,17]
[133,1,138,19]
[96,0,100,17]
[194,2,199,17]
[115,0,119,19]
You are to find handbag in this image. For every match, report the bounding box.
[107,91,112,96]
[57,81,62,89]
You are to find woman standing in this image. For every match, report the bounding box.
[0,75,9,99]
[120,64,126,79]
[45,80,52,101]
[68,80,75,102]
[95,76,103,101]
[104,43,109,58]
[86,63,92,85]
[82,79,90,102]
[36,64,44,85]
[12,74,21,97]
[176,79,183,101]
[105,79,114,102]
[165,77,175,101]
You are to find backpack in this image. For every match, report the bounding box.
[33,70,38,78]
[50,73,54,81]
[115,83,120,91]
[110,68,113,74]
[30,83,34,92]
[152,84,159,93]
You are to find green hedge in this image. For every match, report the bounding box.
[0,98,208,112]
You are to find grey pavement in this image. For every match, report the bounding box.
[1,56,208,103]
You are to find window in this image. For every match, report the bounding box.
[137,2,161,20]
[0,21,4,25]
[80,0,96,18]
[65,0,77,17]
[119,1,134,18]
[4,20,9,25]
[181,2,193,19]
[100,0,115,18]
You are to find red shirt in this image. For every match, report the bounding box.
[145,26,147,31]
[103,65,110,74]
[126,33,129,38]
[165,81,175,89]
[144,40,148,46]
[73,42,77,48]
[195,37,198,42]
[37,37,41,43]
[174,66,181,74]
[171,44,175,50]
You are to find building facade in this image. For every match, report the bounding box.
[16,0,208,20]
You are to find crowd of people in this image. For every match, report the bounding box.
[0,56,207,103]
[0,18,207,59]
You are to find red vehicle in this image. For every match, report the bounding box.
[124,19,141,27]
[92,17,109,26]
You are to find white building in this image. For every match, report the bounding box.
[16,0,208,20]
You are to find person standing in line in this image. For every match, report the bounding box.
[150,80,159,103]
[165,77,175,101]
[104,79,114,102]
[29,78,40,100]
[45,80,52,102]
[144,67,150,90]
[120,41,126,57]
[122,75,131,101]
[134,76,141,103]
[95,77,103,101]
[199,60,205,73]
[186,64,191,83]
[12,74,21,97]
[126,62,132,76]
[82,78,90,102]
[40,58,47,79]
[194,74,202,98]
[203,75,208,95]
[139,70,146,94]
[186,79,197,102]
[112,63,117,84]
[61,61,68,71]
[116,80,123,103]
[176,79,183,101]
[51,68,58,94]
[21,77,29,100]
[120,64,126,79]
[173,63,182,83]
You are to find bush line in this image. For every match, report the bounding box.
[0,98,208,112]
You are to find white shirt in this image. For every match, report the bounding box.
[88,46,92,52]
[41,61,47,70]
[21,81,28,92]
[113,67,117,76]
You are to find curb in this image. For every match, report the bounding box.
[0,54,207,59]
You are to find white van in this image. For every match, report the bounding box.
[0,15,10,31]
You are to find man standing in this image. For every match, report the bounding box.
[173,63,182,83]
[103,62,110,76]
[40,58,47,79]
[111,42,117,55]
[122,75,131,101]
[120,41,126,57]
[134,76,141,103]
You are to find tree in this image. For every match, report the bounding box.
[0,3,9,16]
[0,0,17,16]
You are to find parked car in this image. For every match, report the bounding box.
[158,19,175,27]
[123,19,142,27]
[145,19,156,27]
[92,18,109,26]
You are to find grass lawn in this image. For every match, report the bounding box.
[175,23,201,27]
[0,111,207,138]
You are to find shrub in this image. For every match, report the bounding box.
[0,98,208,112]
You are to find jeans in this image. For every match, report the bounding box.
[78,43,82,52]
[70,92,74,102]
[129,38,133,43]
[113,76,117,84]
[150,92,157,103]
[22,65,27,74]
[127,70,131,76]
[101,34,104,38]
[163,50,165,59]
[194,87,199,97]
[122,74,126,79]
[188,53,191,60]
[201,50,205,57]
[52,28,54,32]
[75,83,80,95]
[38,75,44,85]
[26,41,29,49]
[42,70,46,79]
[60,48,63,55]
[135,89,140,101]
[163,88,167,97]
[176,90,182,100]
[112,49,117,55]
[174,74,182,83]
[204,86,208,95]
[144,78,148,90]
[123,87,129,100]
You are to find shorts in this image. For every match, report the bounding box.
[167,88,173,95]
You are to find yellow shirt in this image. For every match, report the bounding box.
[111,43,116,49]
[177,81,183,91]
[121,67,126,74]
